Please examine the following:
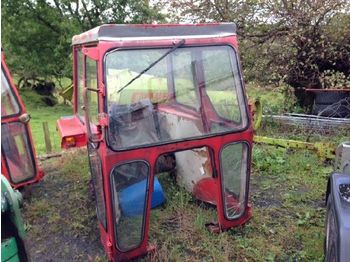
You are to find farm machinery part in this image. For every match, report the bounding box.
[57,23,254,261]
[263,113,350,131]
[251,98,337,160]
[59,84,74,103]
[1,175,28,262]
[325,142,350,262]
[253,136,335,160]
[1,51,44,188]
[306,89,350,118]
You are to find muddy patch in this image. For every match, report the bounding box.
[22,152,106,261]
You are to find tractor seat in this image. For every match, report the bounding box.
[109,99,161,148]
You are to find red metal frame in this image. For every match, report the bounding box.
[1,52,44,188]
[57,116,87,149]
[57,24,253,261]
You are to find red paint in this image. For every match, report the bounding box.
[1,52,44,188]
[82,46,99,61]
[56,116,87,149]
[193,177,218,205]
[59,23,252,261]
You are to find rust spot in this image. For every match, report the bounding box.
[190,148,213,177]
[194,148,208,158]
[202,158,212,176]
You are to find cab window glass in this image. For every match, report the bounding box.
[86,57,98,124]
[221,142,248,219]
[1,122,36,183]
[173,50,199,110]
[1,69,20,117]
[106,49,168,105]
[202,47,242,123]
[88,145,106,228]
[111,161,149,251]
[77,50,84,117]
[106,46,247,150]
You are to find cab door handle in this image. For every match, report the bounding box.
[19,113,31,124]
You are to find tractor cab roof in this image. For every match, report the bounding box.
[72,23,237,45]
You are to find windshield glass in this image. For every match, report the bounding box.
[105,45,247,150]
[1,68,20,117]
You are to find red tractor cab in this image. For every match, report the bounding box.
[1,51,44,188]
[57,23,253,261]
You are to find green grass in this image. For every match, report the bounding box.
[20,90,72,154]
[144,143,334,261]
[20,85,348,261]
[246,82,302,115]
[22,149,107,261]
[22,134,345,261]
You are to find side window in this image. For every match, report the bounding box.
[1,122,36,183]
[1,69,20,117]
[88,145,106,229]
[77,50,84,117]
[173,51,199,110]
[86,57,98,124]
[111,161,149,251]
[221,142,248,219]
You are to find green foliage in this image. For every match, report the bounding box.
[1,0,164,82]
[2,0,75,81]
[161,0,350,89]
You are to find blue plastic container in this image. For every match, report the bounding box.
[119,177,165,217]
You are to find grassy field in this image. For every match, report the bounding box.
[19,87,347,261]
[20,90,72,154]
[22,139,338,261]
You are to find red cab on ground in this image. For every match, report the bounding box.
[57,23,253,261]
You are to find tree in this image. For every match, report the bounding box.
[160,0,350,88]
[1,0,164,87]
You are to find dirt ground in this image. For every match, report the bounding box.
[21,144,331,261]
[22,150,107,261]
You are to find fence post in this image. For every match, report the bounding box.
[42,122,52,154]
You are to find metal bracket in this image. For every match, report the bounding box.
[205,222,222,234]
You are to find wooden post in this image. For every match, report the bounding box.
[42,122,52,154]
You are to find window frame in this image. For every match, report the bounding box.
[85,56,99,125]
[87,144,107,229]
[1,121,37,185]
[75,49,99,124]
[103,44,250,152]
[109,159,150,252]
[76,49,85,119]
[219,141,251,220]
[1,66,22,119]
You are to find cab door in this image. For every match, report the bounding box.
[79,50,111,255]
[1,55,43,188]
[84,54,108,230]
